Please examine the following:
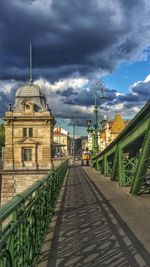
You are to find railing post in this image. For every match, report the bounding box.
[0,160,68,267]
[118,147,126,187]
[103,155,108,176]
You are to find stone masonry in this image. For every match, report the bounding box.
[1,81,55,206]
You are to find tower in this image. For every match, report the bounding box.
[1,46,55,206]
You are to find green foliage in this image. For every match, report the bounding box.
[0,123,5,147]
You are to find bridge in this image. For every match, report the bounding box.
[1,101,150,266]
[92,100,150,195]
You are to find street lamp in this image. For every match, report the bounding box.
[72,116,79,162]
[73,123,75,162]
[86,119,94,151]
[86,80,104,154]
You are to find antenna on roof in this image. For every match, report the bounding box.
[29,43,33,82]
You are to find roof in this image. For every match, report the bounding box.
[111,114,125,134]
[14,81,47,111]
[52,141,66,147]
[16,81,45,98]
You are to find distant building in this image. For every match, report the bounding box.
[1,80,55,206]
[53,126,71,156]
[81,136,88,151]
[86,134,92,151]
[99,115,130,151]
[70,137,82,156]
[86,115,130,152]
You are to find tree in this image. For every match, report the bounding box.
[0,123,5,147]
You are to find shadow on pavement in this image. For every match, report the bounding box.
[43,166,150,267]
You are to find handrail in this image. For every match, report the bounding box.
[0,160,68,267]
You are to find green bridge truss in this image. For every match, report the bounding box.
[91,100,150,195]
[0,160,68,267]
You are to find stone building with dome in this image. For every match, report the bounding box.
[1,80,55,206]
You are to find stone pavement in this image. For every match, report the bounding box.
[39,165,150,267]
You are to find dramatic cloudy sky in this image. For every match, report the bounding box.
[1,0,150,135]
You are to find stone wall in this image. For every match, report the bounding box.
[1,171,47,207]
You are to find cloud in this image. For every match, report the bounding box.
[1,0,150,129]
[0,80,23,115]
[1,74,149,126]
[131,76,150,99]
[0,0,150,81]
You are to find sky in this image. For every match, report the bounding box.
[1,0,150,136]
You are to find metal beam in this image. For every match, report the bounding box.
[130,119,150,195]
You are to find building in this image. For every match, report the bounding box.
[85,134,92,151]
[70,137,82,157]
[99,115,129,151]
[81,136,88,151]
[1,80,55,206]
[86,115,129,152]
[53,126,71,156]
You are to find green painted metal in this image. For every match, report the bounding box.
[118,148,126,187]
[93,104,99,152]
[111,145,119,181]
[86,81,105,153]
[91,100,150,194]
[0,160,68,266]
[123,154,138,186]
[95,159,100,171]
[103,155,107,176]
[87,104,99,153]
[130,118,150,194]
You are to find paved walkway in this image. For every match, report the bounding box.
[39,165,150,267]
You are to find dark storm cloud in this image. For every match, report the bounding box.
[64,87,117,106]
[0,0,150,81]
[0,81,22,116]
[56,87,78,97]
[1,0,150,126]
[131,81,150,97]
[0,76,149,126]
[117,93,139,103]
[115,78,150,106]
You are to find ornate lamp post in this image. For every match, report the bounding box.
[86,81,104,153]
[72,116,79,162]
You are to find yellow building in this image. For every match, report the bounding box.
[99,115,129,151]
[53,126,71,156]
[1,80,55,206]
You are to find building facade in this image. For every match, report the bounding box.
[99,115,129,151]
[1,80,55,206]
[81,136,88,151]
[53,126,71,156]
[86,115,129,152]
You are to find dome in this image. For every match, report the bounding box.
[16,81,45,98]
[14,81,47,111]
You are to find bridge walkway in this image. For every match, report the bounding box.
[39,165,150,267]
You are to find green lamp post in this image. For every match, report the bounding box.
[86,80,104,154]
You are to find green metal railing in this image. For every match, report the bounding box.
[91,100,150,194]
[0,160,68,267]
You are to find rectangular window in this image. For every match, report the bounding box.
[23,148,32,161]
[29,128,33,137]
[23,128,27,137]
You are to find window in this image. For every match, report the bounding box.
[23,128,27,137]
[25,104,30,110]
[23,128,33,137]
[23,148,32,161]
[29,128,33,137]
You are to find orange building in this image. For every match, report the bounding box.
[99,115,129,151]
